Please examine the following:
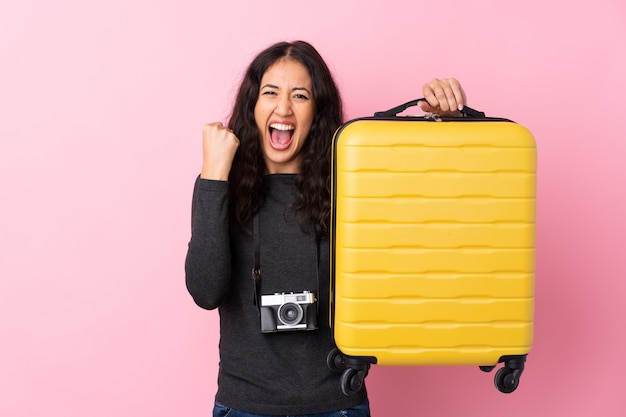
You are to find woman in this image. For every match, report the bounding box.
[185,40,467,417]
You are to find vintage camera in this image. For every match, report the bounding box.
[260,291,318,333]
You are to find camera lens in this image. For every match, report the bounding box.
[278,302,303,326]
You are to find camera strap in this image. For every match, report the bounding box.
[251,212,321,315]
[252,212,262,312]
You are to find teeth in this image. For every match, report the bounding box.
[270,123,295,131]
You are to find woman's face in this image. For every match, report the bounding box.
[254,57,316,174]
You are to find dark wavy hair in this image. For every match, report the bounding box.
[227,40,344,238]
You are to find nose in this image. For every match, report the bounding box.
[274,94,294,117]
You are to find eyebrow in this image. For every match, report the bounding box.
[261,84,312,95]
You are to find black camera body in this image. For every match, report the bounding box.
[260,291,318,333]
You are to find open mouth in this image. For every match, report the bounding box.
[269,123,295,150]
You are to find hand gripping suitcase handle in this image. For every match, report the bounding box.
[374,98,485,118]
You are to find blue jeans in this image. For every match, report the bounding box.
[212,400,370,417]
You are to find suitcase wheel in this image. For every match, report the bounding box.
[340,356,371,396]
[326,348,345,373]
[328,349,372,396]
[494,367,521,393]
[480,355,527,394]
[340,368,366,396]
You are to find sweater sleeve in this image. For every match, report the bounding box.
[184,176,232,310]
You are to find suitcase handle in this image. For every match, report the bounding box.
[374,98,485,118]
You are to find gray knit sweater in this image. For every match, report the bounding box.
[185,174,368,415]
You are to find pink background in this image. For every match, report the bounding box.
[1,0,625,416]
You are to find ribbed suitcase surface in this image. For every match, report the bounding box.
[330,118,536,368]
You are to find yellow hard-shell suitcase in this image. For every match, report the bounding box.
[328,99,536,395]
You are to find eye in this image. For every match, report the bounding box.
[293,93,309,100]
[262,90,277,96]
